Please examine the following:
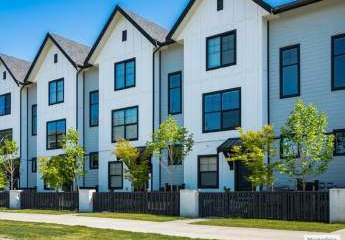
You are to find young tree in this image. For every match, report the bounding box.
[228,125,277,191]
[148,116,193,179]
[0,140,19,190]
[278,99,334,191]
[114,139,150,191]
[40,128,85,191]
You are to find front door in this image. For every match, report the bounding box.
[235,161,252,191]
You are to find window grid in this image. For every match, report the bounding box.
[46,119,66,150]
[108,161,123,190]
[332,33,345,91]
[168,71,182,115]
[89,91,99,127]
[0,93,11,116]
[198,155,219,189]
[32,104,37,136]
[114,58,136,91]
[48,78,64,105]
[111,106,138,142]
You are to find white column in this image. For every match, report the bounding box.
[9,190,22,209]
[330,189,345,223]
[180,190,199,218]
[79,189,96,212]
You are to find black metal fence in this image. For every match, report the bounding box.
[94,192,180,216]
[21,191,79,211]
[0,191,9,208]
[199,192,329,222]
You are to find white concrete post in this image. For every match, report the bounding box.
[79,189,96,212]
[330,189,345,223]
[9,190,22,209]
[180,190,199,218]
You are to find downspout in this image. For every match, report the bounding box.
[267,21,271,165]
[26,88,29,188]
[19,84,25,188]
[82,71,86,188]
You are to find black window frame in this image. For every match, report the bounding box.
[331,33,345,91]
[280,44,301,99]
[108,161,123,190]
[48,78,64,105]
[111,106,139,143]
[334,129,345,156]
[32,104,37,136]
[206,30,237,71]
[198,155,219,189]
[122,30,127,42]
[114,58,136,91]
[202,88,241,133]
[31,157,37,173]
[89,90,99,127]
[89,152,99,170]
[54,53,58,63]
[46,119,66,150]
[2,71,6,80]
[168,71,182,115]
[0,128,12,142]
[0,93,11,116]
[217,0,223,11]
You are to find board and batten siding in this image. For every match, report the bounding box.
[269,0,345,188]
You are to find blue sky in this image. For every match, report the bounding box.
[0,0,292,61]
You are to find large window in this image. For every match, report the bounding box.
[114,58,135,90]
[112,106,138,142]
[206,30,236,70]
[89,152,99,170]
[49,78,64,105]
[168,72,182,115]
[32,104,37,136]
[332,34,345,90]
[108,161,123,190]
[334,129,345,156]
[203,88,241,133]
[0,128,12,142]
[46,119,66,150]
[89,91,99,127]
[198,155,218,189]
[280,44,300,98]
[0,93,11,116]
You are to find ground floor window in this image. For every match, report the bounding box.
[334,129,345,156]
[31,158,37,173]
[108,161,123,190]
[46,119,66,150]
[198,155,218,188]
[89,152,99,170]
[0,128,12,142]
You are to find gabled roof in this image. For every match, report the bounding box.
[0,53,31,85]
[85,5,169,64]
[167,0,326,40]
[24,33,90,82]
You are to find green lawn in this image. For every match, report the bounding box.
[0,208,75,215]
[0,220,195,240]
[194,218,345,233]
[79,212,183,222]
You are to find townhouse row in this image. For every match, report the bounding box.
[0,0,344,192]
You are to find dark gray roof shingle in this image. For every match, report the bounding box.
[0,53,31,83]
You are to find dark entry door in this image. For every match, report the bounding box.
[235,161,252,191]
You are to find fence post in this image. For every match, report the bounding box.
[9,190,22,209]
[180,190,199,218]
[329,189,345,223]
[79,189,96,212]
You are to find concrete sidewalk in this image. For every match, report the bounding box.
[0,212,342,240]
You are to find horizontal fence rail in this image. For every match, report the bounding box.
[199,192,329,222]
[94,192,180,216]
[21,191,79,211]
[0,191,9,208]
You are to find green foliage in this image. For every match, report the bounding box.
[114,139,150,191]
[278,99,334,190]
[148,116,193,166]
[0,140,19,190]
[40,129,85,191]
[228,125,277,190]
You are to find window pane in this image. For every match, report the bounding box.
[115,63,125,89]
[126,61,135,87]
[207,37,221,68]
[113,126,125,141]
[113,111,125,126]
[110,176,122,188]
[334,37,345,56]
[125,108,137,124]
[170,88,181,113]
[222,34,235,65]
[0,96,4,115]
[110,163,122,175]
[49,82,56,104]
[125,125,138,139]
[282,65,298,96]
[335,131,345,155]
[334,55,345,88]
[204,94,221,112]
[200,157,217,172]
[0,129,12,142]
[222,90,239,110]
[169,74,181,88]
[205,112,221,131]
[222,110,240,129]
[282,48,298,66]
[201,172,217,187]
[57,80,63,102]
[47,122,56,135]
[56,121,65,134]
[90,92,98,104]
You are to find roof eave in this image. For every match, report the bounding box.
[0,56,21,86]
[272,0,324,14]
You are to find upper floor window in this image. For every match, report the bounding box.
[203,88,241,133]
[89,91,99,127]
[89,152,99,170]
[2,71,6,80]
[46,119,66,150]
[0,128,12,142]
[32,158,37,173]
[122,30,127,42]
[114,58,135,90]
[112,106,138,142]
[280,44,300,98]
[0,93,11,116]
[109,161,123,190]
[32,104,37,136]
[54,53,58,63]
[334,129,345,156]
[206,30,236,70]
[168,72,182,115]
[49,78,64,105]
[217,0,223,11]
[332,34,345,91]
[198,155,218,189]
